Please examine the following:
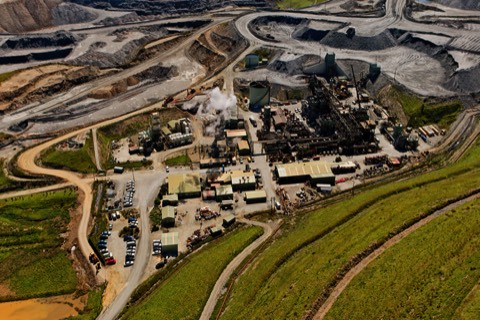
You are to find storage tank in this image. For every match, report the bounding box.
[245,54,259,68]
[249,81,270,111]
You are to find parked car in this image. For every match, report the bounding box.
[124,235,135,242]
[105,258,116,265]
[98,243,107,249]
[102,252,113,259]
[155,261,165,269]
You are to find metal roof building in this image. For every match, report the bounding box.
[161,206,176,228]
[222,214,236,227]
[218,170,256,191]
[215,185,234,202]
[225,129,247,140]
[237,140,250,156]
[245,190,267,204]
[275,161,335,185]
[161,194,178,207]
[161,232,179,257]
[168,173,202,198]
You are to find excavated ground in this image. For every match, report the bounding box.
[188,21,248,74]
[0,64,106,113]
[249,15,480,95]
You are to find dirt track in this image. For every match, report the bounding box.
[200,219,280,320]
[313,190,480,320]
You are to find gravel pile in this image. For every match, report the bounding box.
[320,30,397,51]
[267,54,321,75]
[52,3,97,26]
[446,66,480,93]
[71,37,151,68]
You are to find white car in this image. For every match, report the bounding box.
[166,166,169,173]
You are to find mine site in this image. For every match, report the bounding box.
[1,0,480,319]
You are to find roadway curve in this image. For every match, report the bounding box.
[312,190,480,319]
[200,219,279,320]
[17,132,97,276]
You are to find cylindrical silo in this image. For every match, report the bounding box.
[249,81,270,112]
[245,54,259,68]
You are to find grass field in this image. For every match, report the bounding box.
[42,134,97,174]
[122,226,263,320]
[389,86,462,128]
[0,190,78,300]
[326,198,480,319]
[219,141,480,319]
[277,0,327,9]
[165,154,191,166]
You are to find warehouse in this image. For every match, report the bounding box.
[237,140,251,156]
[161,206,176,228]
[168,173,202,198]
[225,129,247,140]
[245,190,267,204]
[275,161,335,185]
[161,232,179,257]
[215,185,234,202]
[216,170,256,191]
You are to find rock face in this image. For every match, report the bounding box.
[0,0,98,33]
[0,0,62,33]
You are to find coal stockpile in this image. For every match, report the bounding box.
[446,66,480,94]
[0,48,72,65]
[1,31,77,50]
[293,27,330,42]
[319,30,397,51]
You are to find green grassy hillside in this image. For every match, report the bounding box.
[218,141,480,319]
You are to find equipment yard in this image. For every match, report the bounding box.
[1,0,480,319]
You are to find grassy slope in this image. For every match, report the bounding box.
[0,190,78,300]
[42,134,97,174]
[123,226,263,320]
[326,198,480,319]
[277,0,327,9]
[390,86,462,128]
[0,159,15,191]
[219,142,480,319]
[68,285,105,320]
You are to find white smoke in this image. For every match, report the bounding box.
[197,87,237,136]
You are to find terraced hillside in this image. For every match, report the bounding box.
[325,197,480,319]
[217,141,480,320]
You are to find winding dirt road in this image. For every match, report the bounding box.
[200,219,279,320]
[313,190,480,320]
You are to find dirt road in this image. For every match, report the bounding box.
[313,191,480,320]
[200,219,279,320]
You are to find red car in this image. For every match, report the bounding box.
[105,257,116,265]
